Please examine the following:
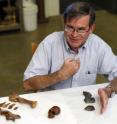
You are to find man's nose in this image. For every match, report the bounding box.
[71,30,78,37]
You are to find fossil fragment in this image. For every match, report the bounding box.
[48,106,61,118]
[84,97,95,103]
[8,103,16,109]
[14,107,18,110]
[0,102,6,107]
[2,103,10,108]
[48,109,55,118]
[83,91,95,103]
[0,108,21,121]
[9,92,37,108]
[84,105,95,111]
[83,91,92,98]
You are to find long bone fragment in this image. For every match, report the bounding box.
[9,92,37,108]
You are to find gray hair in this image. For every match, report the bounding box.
[63,2,95,26]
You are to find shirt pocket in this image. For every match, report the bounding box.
[77,73,97,86]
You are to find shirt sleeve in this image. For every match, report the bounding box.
[23,39,51,80]
[98,43,117,81]
[108,55,117,81]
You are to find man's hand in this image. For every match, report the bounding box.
[59,58,80,80]
[98,79,117,114]
[98,88,109,114]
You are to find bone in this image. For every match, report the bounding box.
[0,102,6,107]
[0,108,21,121]
[8,103,16,109]
[14,107,18,110]
[9,92,37,108]
[2,103,11,108]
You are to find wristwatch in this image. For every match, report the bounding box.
[106,84,116,98]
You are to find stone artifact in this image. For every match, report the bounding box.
[83,91,95,103]
[84,105,95,111]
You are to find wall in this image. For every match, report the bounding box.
[44,0,60,17]
[22,0,60,17]
[23,0,36,3]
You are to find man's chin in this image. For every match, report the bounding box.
[71,43,83,49]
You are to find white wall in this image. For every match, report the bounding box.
[23,0,60,17]
[45,0,60,17]
[22,0,36,6]
[23,0,35,4]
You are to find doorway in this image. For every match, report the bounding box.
[60,0,78,13]
[60,0,93,13]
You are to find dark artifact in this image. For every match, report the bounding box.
[83,91,92,98]
[83,91,95,103]
[84,97,95,103]
[48,106,61,118]
[84,105,95,111]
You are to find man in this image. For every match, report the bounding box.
[23,2,117,114]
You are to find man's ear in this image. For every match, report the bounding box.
[89,24,96,33]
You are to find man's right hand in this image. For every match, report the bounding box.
[98,88,109,114]
[58,58,80,80]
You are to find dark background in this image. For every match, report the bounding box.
[60,0,117,14]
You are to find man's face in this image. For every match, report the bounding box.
[64,15,94,51]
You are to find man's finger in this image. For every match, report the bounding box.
[98,88,108,114]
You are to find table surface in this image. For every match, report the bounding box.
[0,83,117,124]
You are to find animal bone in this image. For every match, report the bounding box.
[0,102,6,107]
[2,103,10,108]
[8,103,16,109]
[0,108,21,121]
[14,106,18,110]
[9,92,37,108]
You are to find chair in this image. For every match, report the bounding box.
[31,42,38,54]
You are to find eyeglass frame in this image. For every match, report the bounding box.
[64,24,90,35]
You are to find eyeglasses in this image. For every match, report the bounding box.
[64,25,90,35]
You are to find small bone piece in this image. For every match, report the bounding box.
[9,92,37,108]
[8,103,16,109]
[14,107,18,110]
[0,102,6,107]
[0,108,21,121]
[2,103,11,108]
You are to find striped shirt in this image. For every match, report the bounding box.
[24,31,117,90]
